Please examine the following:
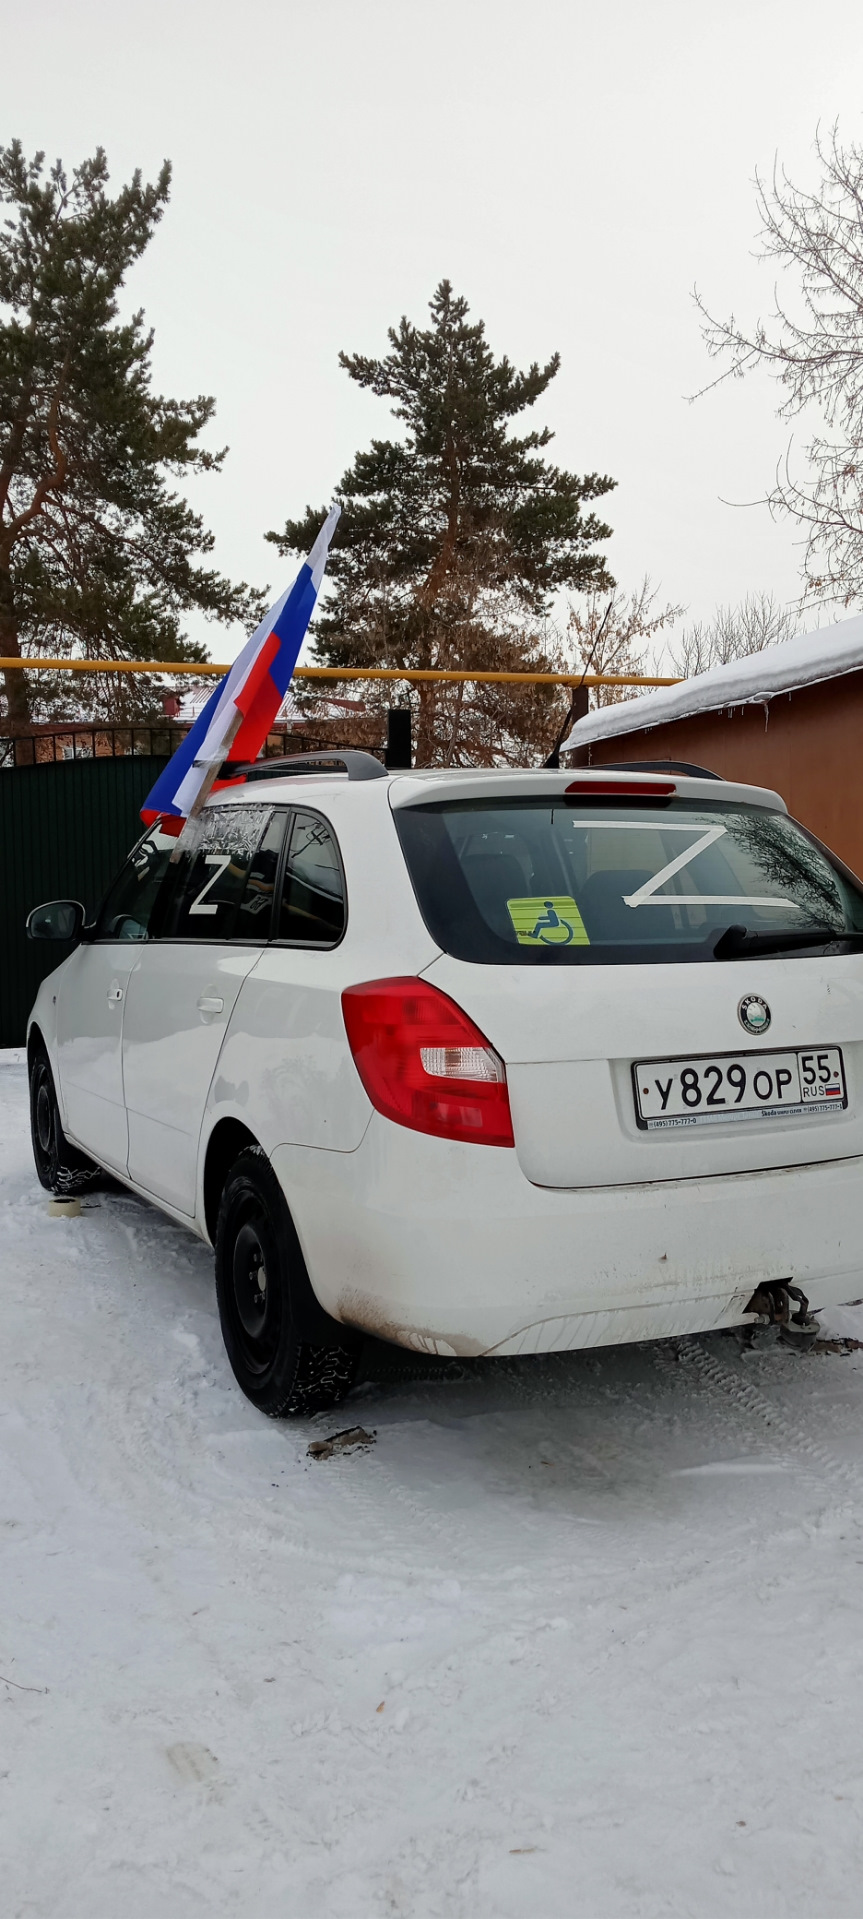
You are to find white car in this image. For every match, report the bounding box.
[27,753,863,1415]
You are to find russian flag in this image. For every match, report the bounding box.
[141,505,340,825]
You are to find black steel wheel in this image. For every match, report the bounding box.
[214,1147,357,1416]
[29,1043,100,1195]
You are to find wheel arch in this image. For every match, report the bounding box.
[205,1121,360,1351]
[27,1022,46,1068]
[202,1117,259,1244]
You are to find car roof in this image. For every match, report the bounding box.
[210,762,788,815]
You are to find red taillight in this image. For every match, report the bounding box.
[341,978,515,1148]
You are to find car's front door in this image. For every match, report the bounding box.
[121,804,285,1215]
[55,824,178,1172]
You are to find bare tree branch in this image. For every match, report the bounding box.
[567,578,684,708]
[692,125,863,608]
[669,591,797,677]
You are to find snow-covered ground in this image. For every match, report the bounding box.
[4,1052,863,1917]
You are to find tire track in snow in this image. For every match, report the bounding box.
[533,1333,863,1652]
[678,1334,863,1494]
[70,1193,515,1585]
[85,1341,484,1590]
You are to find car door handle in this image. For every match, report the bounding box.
[197,994,224,1017]
[107,983,124,1006]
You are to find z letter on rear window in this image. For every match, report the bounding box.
[622,825,796,911]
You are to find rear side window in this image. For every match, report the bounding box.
[234,811,286,938]
[276,810,345,945]
[394,797,863,965]
[158,805,279,942]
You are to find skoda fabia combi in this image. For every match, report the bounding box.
[26,754,863,1414]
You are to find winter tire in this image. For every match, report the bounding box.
[29,1044,101,1195]
[214,1146,358,1417]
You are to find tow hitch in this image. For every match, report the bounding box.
[743,1280,820,1349]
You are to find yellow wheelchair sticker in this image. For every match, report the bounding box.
[506,895,589,947]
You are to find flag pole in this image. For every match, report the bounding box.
[141,503,342,832]
[168,706,246,860]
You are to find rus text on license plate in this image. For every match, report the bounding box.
[633,1047,846,1129]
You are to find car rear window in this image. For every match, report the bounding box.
[394,797,863,965]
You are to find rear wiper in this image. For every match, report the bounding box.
[713,921,863,959]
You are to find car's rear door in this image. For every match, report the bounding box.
[121,803,286,1214]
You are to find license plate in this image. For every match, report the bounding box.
[633,1047,847,1129]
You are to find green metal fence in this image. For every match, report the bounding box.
[0,756,168,1048]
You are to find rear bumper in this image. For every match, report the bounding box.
[271,1123,863,1357]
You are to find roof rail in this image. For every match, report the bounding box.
[608,759,721,781]
[231,751,388,784]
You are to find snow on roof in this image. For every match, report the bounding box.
[562,612,863,751]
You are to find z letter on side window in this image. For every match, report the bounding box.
[188,854,233,916]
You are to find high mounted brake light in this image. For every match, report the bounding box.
[341,978,514,1148]
[564,779,677,797]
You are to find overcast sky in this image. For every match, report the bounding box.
[6,0,863,667]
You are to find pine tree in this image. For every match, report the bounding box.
[0,142,260,730]
[268,281,616,764]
